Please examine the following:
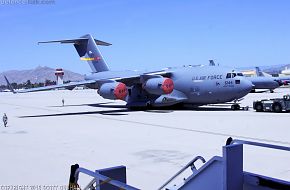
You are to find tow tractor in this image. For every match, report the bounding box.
[253,94,290,112]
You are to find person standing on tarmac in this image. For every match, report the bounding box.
[3,113,8,127]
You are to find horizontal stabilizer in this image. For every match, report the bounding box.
[38,38,112,46]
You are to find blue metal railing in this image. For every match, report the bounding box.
[157,156,206,190]
[75,167,139,190]
[230,139,290,152]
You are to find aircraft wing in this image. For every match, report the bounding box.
[4,70,172,93]
[113,70,172,86]
[15,79,98,93]
[4,75,16,94]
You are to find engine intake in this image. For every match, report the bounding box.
[143,77,174,95]
[98,82,127,100]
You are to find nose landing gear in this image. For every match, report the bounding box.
[231,104,249,111]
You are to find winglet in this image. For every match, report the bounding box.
[4,76,16,94]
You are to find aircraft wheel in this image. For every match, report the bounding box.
[129,107,147,111]
[128,102,151,111]
[272,103,282,113]
[255,103,263,112]
[231,104,240,110]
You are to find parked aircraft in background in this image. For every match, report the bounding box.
[246,67,280,93]
[210,61,281,93]
[281,67,290,76]
[244,67,290,92]
[277,67,290,85]
[5,34,253,109]
[254,66,290,85]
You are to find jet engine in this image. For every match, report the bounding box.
[98,82,128,100]
[143,77,174,95]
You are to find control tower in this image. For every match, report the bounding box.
[55,68,64,85]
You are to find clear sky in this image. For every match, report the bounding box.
[1,0,290,74]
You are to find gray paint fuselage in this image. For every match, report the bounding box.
[85,65,253,106]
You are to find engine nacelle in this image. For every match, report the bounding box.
[98,82,128,100]
[143,77,174,95]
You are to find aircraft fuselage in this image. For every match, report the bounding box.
[85,65,253,107]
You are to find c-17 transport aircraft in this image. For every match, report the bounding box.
[5,34,253,110]
[243,67,290,93]
[210,61,282,93]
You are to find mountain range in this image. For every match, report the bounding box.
[238,64,290,74]
[0,66,84,85]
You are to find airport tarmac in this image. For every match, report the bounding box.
[0,88,290,189]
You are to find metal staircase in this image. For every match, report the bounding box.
[68,138,290,190]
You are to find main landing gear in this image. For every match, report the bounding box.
[231,104,240,110]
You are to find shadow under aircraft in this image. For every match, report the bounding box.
[19,103,233,119]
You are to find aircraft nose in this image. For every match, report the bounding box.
[240,78,253,93]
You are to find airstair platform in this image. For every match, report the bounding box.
[68,138,290,190]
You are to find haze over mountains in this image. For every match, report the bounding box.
[238,64,290,74]
[0,66,84,85]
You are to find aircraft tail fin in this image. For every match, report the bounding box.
[255,67,264,77]
[4,76,16,94]
[38,34,111,73]
[209,60,215,66]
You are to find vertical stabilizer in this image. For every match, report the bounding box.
[75,34,110,72]
[38,34,111,73]
[4,76,16,94]
[255,67,264,77]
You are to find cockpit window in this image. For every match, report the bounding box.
[227,72,241,78]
